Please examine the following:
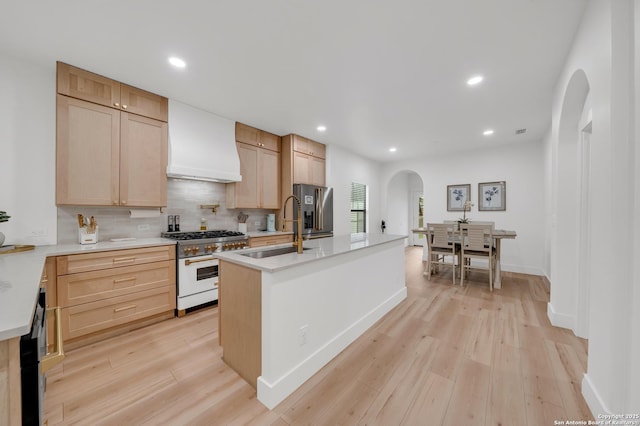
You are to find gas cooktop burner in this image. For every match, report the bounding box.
[162,230,245,241]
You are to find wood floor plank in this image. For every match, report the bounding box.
[442,358,491,426]
[43,247,594,426]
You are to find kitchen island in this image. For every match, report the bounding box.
[216,233,407,409]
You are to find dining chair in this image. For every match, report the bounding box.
[459,223,496,291]
[425,223,460,285]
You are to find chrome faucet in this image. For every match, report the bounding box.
[282,195,304,254]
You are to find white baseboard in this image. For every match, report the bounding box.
[582,373,609,419]
[547,301,576,331]
[500,263,544,276]
[257,286,407,409]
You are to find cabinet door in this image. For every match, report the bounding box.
[311,157,326,186]
[293,151,311,184]
[41,258,57,353]
[120,84,168,122]
[236,122,259,145]
[309,140,326,159]
[234,142,260,207]
[260,148,280,208]
[292,135,309,154]
[57,62,120,109]
[56,95,120,206]
[259,130,281,152]
[119,113,168,207]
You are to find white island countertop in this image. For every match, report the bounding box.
[216,233,407,273]
[0,238,176,341]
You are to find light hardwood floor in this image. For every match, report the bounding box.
[44,246,592,425]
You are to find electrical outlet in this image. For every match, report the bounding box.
[254,221,260,226]
[137,224,150,231]
[298,325,308,346]
[30,229,47,237]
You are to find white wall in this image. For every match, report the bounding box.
[547,0,639,416]
[386,173,409,237]
[325,144,383,235]
[381,140,545,275]
[0,53,57,245]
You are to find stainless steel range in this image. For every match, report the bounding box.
[161,230,249,315]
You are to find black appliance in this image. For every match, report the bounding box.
[20,288,46,426]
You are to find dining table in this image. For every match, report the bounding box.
[411,226,517,289]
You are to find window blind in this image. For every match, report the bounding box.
[350,182,367,233]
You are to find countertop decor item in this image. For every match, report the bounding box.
[77,213,98,244]
[237,212,248,233]
[237,212,248,223]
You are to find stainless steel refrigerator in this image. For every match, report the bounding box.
[293,184,333,239]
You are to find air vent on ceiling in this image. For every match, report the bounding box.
[515,128,527,135]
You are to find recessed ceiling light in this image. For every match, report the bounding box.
[389,147,397,152]
[467,75,484,86]
[168,57,186,68]
[483,129,494,136]
[316,125,326,132]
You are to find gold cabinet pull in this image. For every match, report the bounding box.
[113,277,136,284]
[185,256,216,266]
[113,257,136,264]
[114,102,120,107]
[122,104,128,109]
[114,304,137,313]
[41,306,65,373]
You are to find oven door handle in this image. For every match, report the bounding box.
[41,306,65,374]
[185,257,217,266]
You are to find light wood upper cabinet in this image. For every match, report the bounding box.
[56,63,168,207]
[293,135,326,159]
[56,95,121,206]
[283,134,326,187]
[57,62,120,110]
[58,62,168,122]
[56,94,167,207]
[226,123,281,209]
[120,113,168,207]
[120,84,168,122]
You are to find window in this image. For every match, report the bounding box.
[350,182,367,233]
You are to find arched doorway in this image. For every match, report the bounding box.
[551,69,591,339]
[386,170,424,246]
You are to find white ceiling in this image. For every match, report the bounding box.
[1,0,587,163]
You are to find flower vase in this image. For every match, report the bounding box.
[238,223,247,234]
[0,231,5,246]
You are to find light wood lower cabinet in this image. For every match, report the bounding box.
[0,337,21,425]
[57,245,174,275]
[62,285,176,341]
[248,234,293,248]
[56,245,176,345]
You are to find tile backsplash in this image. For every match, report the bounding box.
[57,178,278,244]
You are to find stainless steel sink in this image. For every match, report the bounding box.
[240,246,310,259]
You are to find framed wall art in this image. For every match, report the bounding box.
[447,184,471,211]
[478,181,506,211]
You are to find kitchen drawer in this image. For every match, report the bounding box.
[62,285,176,341]
[249,234,293,248]
[58,260,176,307]
[57,245,175,275]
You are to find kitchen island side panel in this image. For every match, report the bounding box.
[257,238,406,408]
